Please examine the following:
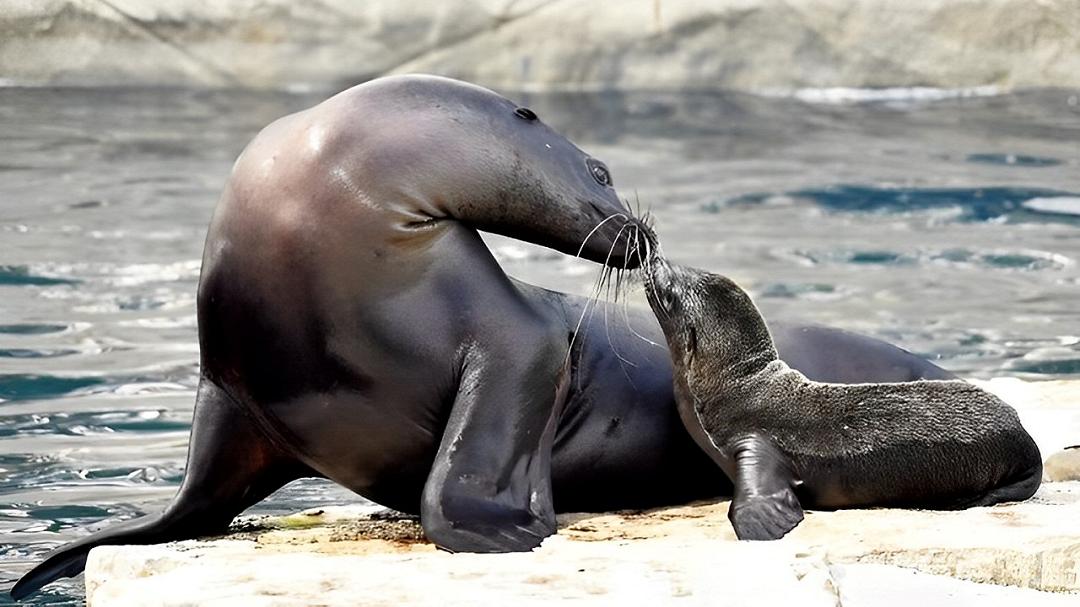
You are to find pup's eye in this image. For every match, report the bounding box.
[686,326,697,354]
[586,158,613,187]
[514,107,538,121]
[660,292,675,312]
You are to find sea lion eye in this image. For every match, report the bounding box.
[592,165,611,186]
[586,159,613,187]
[660,291,675,312]
[514,107,538,121]
[686,326,697,353]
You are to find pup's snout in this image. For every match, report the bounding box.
[643,245,675,291]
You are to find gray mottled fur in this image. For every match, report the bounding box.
[644,256,1043,513]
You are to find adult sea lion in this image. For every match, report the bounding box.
[13,74,953,599]
[640,242,1043,541]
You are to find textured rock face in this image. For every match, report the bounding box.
[2,0,1079,91]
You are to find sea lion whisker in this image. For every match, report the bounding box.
[564,222,632,376]
[567,248,616,388]
[597,225,640,371]
[621,226,664,349]
[598,223,630,296]
[564,273,600,374]
[601,231,641,382]
[613,256,625,303]
[635,226,649,268]
[574,212,629,260]
[621,294,662,349]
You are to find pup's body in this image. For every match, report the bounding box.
[642,253,1043,540]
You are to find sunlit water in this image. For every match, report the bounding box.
[1,86,1079,604]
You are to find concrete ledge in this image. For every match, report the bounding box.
[3,1,1079,91]
[86,484,1080,605]
[83,378,1080,605]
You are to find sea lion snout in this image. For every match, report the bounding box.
[642,249,691,311]
[640,251,707,366]
[578,203,651,270]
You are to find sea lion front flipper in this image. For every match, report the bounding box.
[726,433,804,541]
[420,334,569,553]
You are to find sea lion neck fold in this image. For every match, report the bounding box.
[235,74,645,268]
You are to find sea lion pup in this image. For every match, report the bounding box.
[639,240,1043,541]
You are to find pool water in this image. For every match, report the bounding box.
[1,86,1079,605]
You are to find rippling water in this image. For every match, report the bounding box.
[1,86,1079,604]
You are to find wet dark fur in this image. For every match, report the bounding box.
[642,250,1043,539]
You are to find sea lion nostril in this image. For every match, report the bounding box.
[514,107,538,121]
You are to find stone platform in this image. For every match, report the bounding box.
[85,379,1080,605]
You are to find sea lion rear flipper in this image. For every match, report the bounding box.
[726,433,804,541]
[419,335,569,553]
[10,379,308,600]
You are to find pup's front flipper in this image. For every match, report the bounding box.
[726,433,804,540]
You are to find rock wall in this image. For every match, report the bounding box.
[2,0,1078,91]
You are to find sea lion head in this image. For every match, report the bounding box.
[327,75,649,268]
[640,238,776,377]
